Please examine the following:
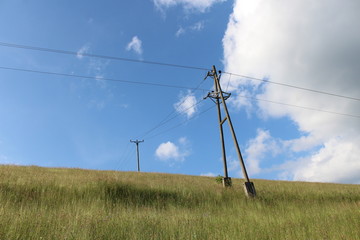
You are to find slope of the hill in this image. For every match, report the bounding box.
[0,165,359,239]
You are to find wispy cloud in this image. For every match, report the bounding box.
[76,44,90,59]
[88,99,106,110]
[73,48,115,110]
[190,21,204,31]
[174,91,198,118]
[176,27,186,37]
[126,36,143,56]
[153,0,226,13]
[175,21,205,37]
[200,172,217,177]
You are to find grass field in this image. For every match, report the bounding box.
[0,165,359,239]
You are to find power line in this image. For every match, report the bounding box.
[0,66,209,91]
[1,41,359,102]
[114,142,134,171]
[222,72,360,102]
[0,65,212,139]
[147,104,216,140]
[0,41,208,71]
[147,93,360,141]
[1,65,358,119]
[232,93,360,119]
[138,75,208,139]
[138,98,206,139]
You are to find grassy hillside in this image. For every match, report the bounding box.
[0,165,359,240]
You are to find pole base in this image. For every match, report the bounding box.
[243,182,256,197]
[222,177,232,187]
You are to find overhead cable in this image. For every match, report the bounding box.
[223,72,360,102]
[0,66,207,91]
[146,104,216,140]
[1,65,359,119]
[1,41,359,101]
[232,93,360,119]
[0,41,208,71]
[138,76,208,139]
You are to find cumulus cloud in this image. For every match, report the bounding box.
[156,142,180,160]
[126,36,143,56]
[222,0,360,183]
[174,91,198,118]
[244,129,282,175]
[155,137,190,163]
[291,138,360,184]
[153,0,226,12]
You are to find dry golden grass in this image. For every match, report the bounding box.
[0,165,359,239]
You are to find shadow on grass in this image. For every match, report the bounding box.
[0,182,217,209]
[104,183,202,209]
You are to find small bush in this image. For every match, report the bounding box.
[215,175,223,184]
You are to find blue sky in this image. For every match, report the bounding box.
[1,0,359,184]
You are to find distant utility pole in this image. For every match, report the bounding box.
[130,139,144,172]
[204,65,256,197]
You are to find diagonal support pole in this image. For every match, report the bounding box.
[205,65,256,197]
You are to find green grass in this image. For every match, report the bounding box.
[0,165,359,239]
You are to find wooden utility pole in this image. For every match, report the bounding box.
[205,65,256,197]
[130,139,144,172]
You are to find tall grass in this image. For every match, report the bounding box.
[0,165,359,239]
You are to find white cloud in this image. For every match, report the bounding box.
[292,138,360,184]
[190,21,204,31]
[73,57,113,109]
[200,172,217,177]
[155,137,190,163]
[178,137,188,145]
[126,36,143,56]
[156,141,180,160]
[282,135,322,153]
[95,75,106,89]
[176,27,186,37]
[153,0,226,12]
[222,0,360,183]
[174,91,198,118]
[244,129,282,175]
[227,156,240,173]
[88,59,109,74]
[76,44,90,59]
[175,22,205,37]
[86,59,110,89]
